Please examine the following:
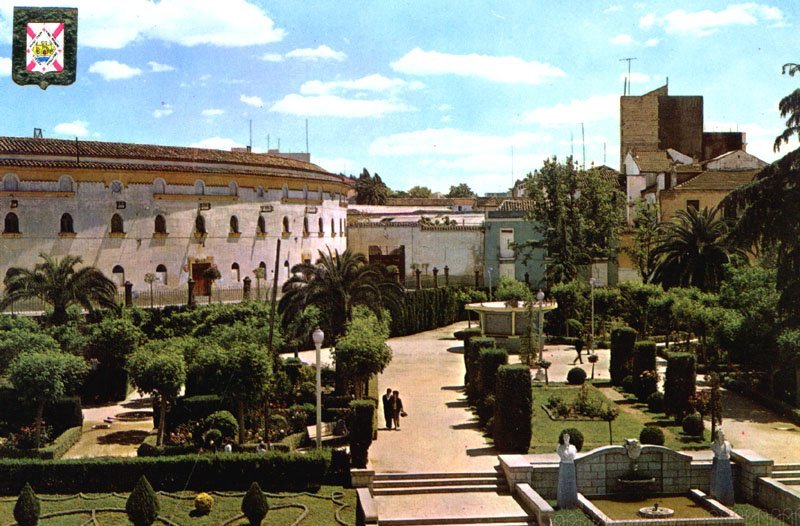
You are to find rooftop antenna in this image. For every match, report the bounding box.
[570,131,574,158]
[511,146,515,187]
[33,128,43,139]
[277,138,280,151]
[581,122,586,170]
[619,57,637,95]
[267,134,270,150]
[248,120,252,152]
[305,119,309,154]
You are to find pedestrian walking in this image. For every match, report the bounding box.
[392,390,405,430]
[571,339,584,365]
[382,388,394,430]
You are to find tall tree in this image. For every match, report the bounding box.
[332,306,392,398]
[407,185,432,198]
[0,254,118,324]
[355,168,390,205]
[625,200,660,282]
[446,183,475,198]
[774,63,800,152]
[651,206,740,292]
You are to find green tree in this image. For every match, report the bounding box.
[0,254,118,325]
[625,199,660,282]
[203,265,222,304]
[332,306,392,398]
[407,185,432,198]
[774,63,800,152]
[144,273,157,309]
[651,206,740,292]
[9,351,88,448]
[225,342,273,444]
[0,329,60,376]
[241,482,268,526]
[355,168,390,205]
[446,183,476,198]
[85,315,145,369]
[126,476,159,526]
[127,343,186,446]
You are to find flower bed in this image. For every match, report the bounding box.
[0,426,82,460]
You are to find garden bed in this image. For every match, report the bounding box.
[0,426,82,460]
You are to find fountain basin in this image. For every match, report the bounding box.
[579,490,743,525]
[638,504,674,518]
[616,474,657,496]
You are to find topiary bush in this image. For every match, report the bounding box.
[646,391,664,413]
[632,341,657,396]
[639,426,665,445]
[14,482,40,526]
[203,411,238,439]
[478,348,508,401]
[348,399,376,468]
[558,428,584,452]
[636,370,659,403]
[465,337,496,404]
[493,365,532,453]
[682,413,704,436]
[126,475,160,526]
[610,327,637,386]
[566,367,587,385]
[454,327,481,342]
[665,353,696,422]
[194,492,214,514]
[621,375,635,394]
[241,482,268,526]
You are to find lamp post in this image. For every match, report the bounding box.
[589,277,597,356]
[488,267,493,301]
[534,289,546,382]
[312,326,324,449]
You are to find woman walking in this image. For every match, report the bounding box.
[392,390,405,430]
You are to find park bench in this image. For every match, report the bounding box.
[306,421,348,443]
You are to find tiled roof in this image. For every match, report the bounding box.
[632,150,673,172]
[385,197,476,206]
[673,170,758,191]
[497,199,536,212]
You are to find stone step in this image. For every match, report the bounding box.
[375,471,500,481]
[773,464,800,472]
[772,470,800,479]
[377,515,531,526]
[774,477,800,485]
[374,484,507,496]
[375,476,500,488]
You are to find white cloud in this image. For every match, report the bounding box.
[240,94,264,108]
[314,157,358,174]
[391,48,566,85]
[619,72,650,84]
[437,104,453,112]
[270,94,414,118]
[153,104,173,118]
[640,3,784,37]
[610,34,634,45]
[0,0,285,49]
[88,60,142,80]
[370,128,551,156]
[521,94,618,127]
[299,74,424,95]
[260,53,284,62]
[148,61,175,72]
[441,115,452,123]
[201,108,225,117]
[190,137,244,150]
[604,5,623,13]
[285,45,346,62]
[0,56,9,76]
[54,120,89,137]
[644,37,660,47]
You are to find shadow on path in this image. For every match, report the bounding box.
[466,446,497,457]
[721,389,788,424]
[96,430,151,446]
[441,386,464,391]
[447,346,464,354]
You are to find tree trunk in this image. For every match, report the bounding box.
[34,401,45,449]
[157,397,167,446]
[237,399,246,445]
[608,421,613,445]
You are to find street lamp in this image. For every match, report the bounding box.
[536,290,545,362]
[312,326,324,449]
[487,267,493,301]
[589,277,598,356]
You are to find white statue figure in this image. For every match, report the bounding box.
[557,432,579,508]
[624,438,642,461]
[710,428,734,505]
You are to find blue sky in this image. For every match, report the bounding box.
[0,0,798,195]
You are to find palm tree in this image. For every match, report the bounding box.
[355,169,390,205]
[651,206,740,292]
[1,254,118,324]
[774,63,800,152]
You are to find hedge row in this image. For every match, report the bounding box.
[137,430,308,457]
[389,287,466,337]
[610,327,637,386]
[664,352,696,421]
[0,390,83,436]
[465,337,496,404]
[493,365,532,453]
[0,427,83,460]
[0,449,349,495]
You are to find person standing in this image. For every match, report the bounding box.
[382,388,394,430]
[392,390,404,430]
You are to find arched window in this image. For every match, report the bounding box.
[154,214,167,234]
[195,215,206,235]
[231,262,240,282]
[284,260,290,279]
[257,216,266,234]
[281,184,289,199]
[58,176,73,192]
[111,213,124,234]
[331,218,335,236]
[229,181,238,196]
[339,218,344,236]
[282,216,290,234]
[303,217,309,236]
[256,186,264,198]
[60,213,74,233]
[153,178,166,194]
[230,215,239,234]
[194,180,205,195]
[318,217,324,235]
[303,186,309,200]
[259,261,267,271]
[156,264,168,285]
[112,265,125,286]
[3,213,19,234]
[2,174,19,191]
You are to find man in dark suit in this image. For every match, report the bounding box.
[382,388,394,430]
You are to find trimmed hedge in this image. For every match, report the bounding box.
[0,450,346,495]
[349,400,375,469]
[566,367,587,385]
[389,287,467,337]
[465,337,496,404]
[682,413,704,436]
[493,365,532,453]
[82,367,129,403]
[639,426,665,445]
[0,427,83,461]
[477,348,508,401]
[0,390,83,436]
[632,341,657,398]
[664,353,696,421]
[165,395,235,431]
[610,327,637,386]
[454,327,482,343]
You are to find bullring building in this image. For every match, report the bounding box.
[0,136,351,296]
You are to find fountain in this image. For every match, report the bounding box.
[616,438,656,496]
[638,501,674,519]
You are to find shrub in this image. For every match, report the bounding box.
[349,399,375,468]
[566,367,587,385]
[203,411,238,439]
[665,353,697,421]
[478,394,495,426]
[268,414,290,441]
[682,413,704,436]
[637,370,659,403]
[465,337,496,403]
[558,428,584,452]
[204,429,222,448]
[495,277,532,303]
[621,375,635,394]
[454,327,482,342]
[126,475,160,526]
[166,395,232,431]
[632,341,657,396]
[194,493,214,514]
[241,482,268,526]
[610,327,637,385]
[646,392,665,413]
[639,426,665,445]
[14,482,40,526]
[478,348,508,401]
[493,365,532,453]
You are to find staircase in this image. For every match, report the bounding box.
[373,469,509,496]
[771,464,800,486]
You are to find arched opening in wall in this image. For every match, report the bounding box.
[317,186,323,201]
[258,261,267,273]
[58,176,74,192]
[284,260,290,279]
[257,186,264,198]
[3,174,19,191]
[230,215,239,234]
[153,178,166,194]
[111,213,124,234]
[282,184,289,199]
[60,213,74,233]
[339,218,344,236]
[318,217,324,235]
[156,264,168,285]
[282,216,290,234]
[231,262,240,282]
[154,214,167,234]
[331,218,335,236]
[303,217,309,236]
[112,265,125,286]
[194,180,205,195]
[3,212,19,234]
[257,215,266,234]
[195,214,206,235]
[303,186,308,200]
[229,181,238,197]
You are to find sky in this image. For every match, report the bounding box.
[0,0,799,196]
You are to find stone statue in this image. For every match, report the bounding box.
[557,432,579,508]
[710,429,734,505]
[624,438,642,461]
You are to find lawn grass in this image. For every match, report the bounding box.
[0,486,355,526]
[547,502,792,525]
[530,383,709,453]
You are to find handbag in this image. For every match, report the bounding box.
[400,411,408,417]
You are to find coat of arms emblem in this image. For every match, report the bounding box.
[12,7,78,89]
